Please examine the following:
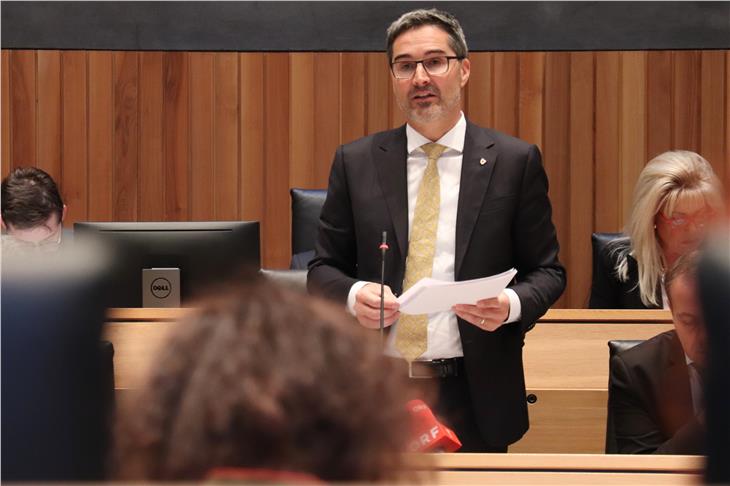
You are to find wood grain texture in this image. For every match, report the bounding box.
[36,50,61,181]
[214,52,239,220]
[139,51,164,221]
[112,51,138,221]
[88,51,114,221]
[190,52,214,220]
[1,51,10,177]
[61,51,88,225]
[3,49,729,307]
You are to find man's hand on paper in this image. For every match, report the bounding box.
[452,291,511,332]
[354,283,400,329]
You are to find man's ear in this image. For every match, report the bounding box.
[0,215,6,231]
[61,204,68,224]
[459,57,471,88]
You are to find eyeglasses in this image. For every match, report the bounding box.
[390,56,463,79]
[657,210,717,229]
[2,226,63,253]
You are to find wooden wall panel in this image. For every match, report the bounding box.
[88,52,114,221]
[61,51,88,225]
[190,52,214,220]
[162,52,189,221]
[213,53,239,220]
[139,51,164,221]
[36,51,61,181]
[4,49,730,306]
[1,51,10,177]
[112,51,138,221]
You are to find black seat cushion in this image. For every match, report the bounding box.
[605,339,644,454]
[290,188,327,256]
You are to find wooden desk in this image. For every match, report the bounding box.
[104,308,676,453]
[409,453,702,484]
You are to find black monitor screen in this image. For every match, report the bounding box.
[74,221,260,307]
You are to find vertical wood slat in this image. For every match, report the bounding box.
[213,53,240,220]
[466,53,493,129]
[163,52,190,221]
[341,53,366,145]
[88,51,114,221]
[112,51,139,221]
[619,51,647,226]
[646,51,672,160]
[139,51,164,221]
[700,51,726,183]
[2,50,12,177]
[240,53,265,224]
[36,50,61,181]
[518,52,545,148]
[289,53,315,189]
[313,53,341,187]
[673,51,701,153]
[568,52,595,308]
[263,53,290,268]
[594,52,621,233]
[542,52,571,308]
[190,52,214,220]
[10,51,37,170]
[493,52,519,137]
[3,48,730,304]
[61,51,88,225]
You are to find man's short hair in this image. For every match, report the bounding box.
[665,251,700,306]
[386,8,468,63]
[1,167,64,229]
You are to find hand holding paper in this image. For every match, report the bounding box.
[396,268,517,315]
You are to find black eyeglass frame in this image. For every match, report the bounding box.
[389,56,465,79]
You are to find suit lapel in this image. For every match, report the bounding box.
[455,122,498,278]
[372,126,409,258]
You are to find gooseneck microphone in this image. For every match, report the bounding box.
[379,231,389,341]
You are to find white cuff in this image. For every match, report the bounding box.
[346,281,369,316]
[503,288,522,323]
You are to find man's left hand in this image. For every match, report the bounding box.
[452,291,511,332]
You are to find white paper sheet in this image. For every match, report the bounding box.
[397,268,517,315]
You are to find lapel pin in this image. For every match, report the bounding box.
[479,158,487,166]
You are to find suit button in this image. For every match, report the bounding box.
[526,393,537,404]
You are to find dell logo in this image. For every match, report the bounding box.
[150,277,172,299]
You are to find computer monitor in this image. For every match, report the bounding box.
[74,221,260,307]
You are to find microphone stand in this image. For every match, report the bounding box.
[379,231,389,343]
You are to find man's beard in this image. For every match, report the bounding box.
[398,86,461,125]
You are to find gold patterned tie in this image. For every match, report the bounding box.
[396,142,447,363]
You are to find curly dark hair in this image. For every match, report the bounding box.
[113,281,418,482]
[1,167,64,229]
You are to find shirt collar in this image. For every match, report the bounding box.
[406,112,466,155]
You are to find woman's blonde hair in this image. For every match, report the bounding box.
[615,150,722,307]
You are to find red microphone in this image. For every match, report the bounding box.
[406,399,462,452]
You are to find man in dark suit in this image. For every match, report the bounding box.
[307,8,565,451]
[609,252,707,454]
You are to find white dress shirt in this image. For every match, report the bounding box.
[347,112,522,360]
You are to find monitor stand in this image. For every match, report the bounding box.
[142,268,181,307]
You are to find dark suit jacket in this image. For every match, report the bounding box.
[589,238,662,309]
[307,120,566,446]
[609,330,705,454]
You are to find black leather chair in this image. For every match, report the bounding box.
[259,268,307,293]
[590,232,626,308]
[605,339,644,453]
[290,188,327,269]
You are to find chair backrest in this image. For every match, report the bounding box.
[290,188,327,269]
[591,232,624,265]
[259,269,307,293]
[605,339,644,454]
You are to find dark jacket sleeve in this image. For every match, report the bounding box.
[610,353,704,454]
[306,145,359,304]
[510,144,567,331]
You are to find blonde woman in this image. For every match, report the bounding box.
[590,150,723,309]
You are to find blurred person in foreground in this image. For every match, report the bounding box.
[590,150,723,309]
[113,281,419,482]
[609,251,708,454]
[1,166,68,253]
